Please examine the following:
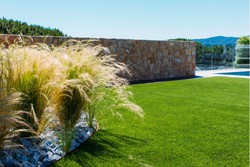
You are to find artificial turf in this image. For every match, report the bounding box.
[53,77,249,167]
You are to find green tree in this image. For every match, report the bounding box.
[235,36,250,66]
[0,17,66,36]
[237,36,250,45]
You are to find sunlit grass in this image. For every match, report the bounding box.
[53,77,249,167]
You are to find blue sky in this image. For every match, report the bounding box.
[0,0,249,40]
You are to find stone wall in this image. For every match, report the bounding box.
[0,34,196,82]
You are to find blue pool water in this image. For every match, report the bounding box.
[217,71,250,76]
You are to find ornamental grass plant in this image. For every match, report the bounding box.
[0,90,31,149]
[0,44,56,137]
[0,40,143,153]
[50,40,143,152]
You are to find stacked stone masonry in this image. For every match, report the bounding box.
[0,34,196,82]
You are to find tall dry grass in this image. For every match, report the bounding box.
[0,90,31,149]
[0,40,143,152]
[0,43,56,137]
[50,40,143,152]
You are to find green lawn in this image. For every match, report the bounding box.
[53,77,249,167]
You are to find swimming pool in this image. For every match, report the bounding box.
[217,71,250,76]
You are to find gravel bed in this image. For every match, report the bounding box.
[0,113,96,167]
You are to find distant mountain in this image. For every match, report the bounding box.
[193,36,239,46]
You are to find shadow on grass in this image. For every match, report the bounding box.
[52,130,145,167]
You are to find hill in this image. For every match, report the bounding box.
[193,36,239,46]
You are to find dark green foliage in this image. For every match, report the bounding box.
[195,41,203,59]
[168,38,192,42]
[203,45,223,54]
[236,59,249,64]
[197,44,235,65]
[167,38,234,62]
[0,17,66,36]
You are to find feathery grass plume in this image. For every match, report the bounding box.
[50,40,143,152]
[50,41,96,152]
[0,90,33,149]
[0,39,144,151]
[83,44,144,124]
[0,42,56,137]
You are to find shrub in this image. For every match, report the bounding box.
[235,36,250,66]
[236,59,249,64]
[237,36,250,45]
